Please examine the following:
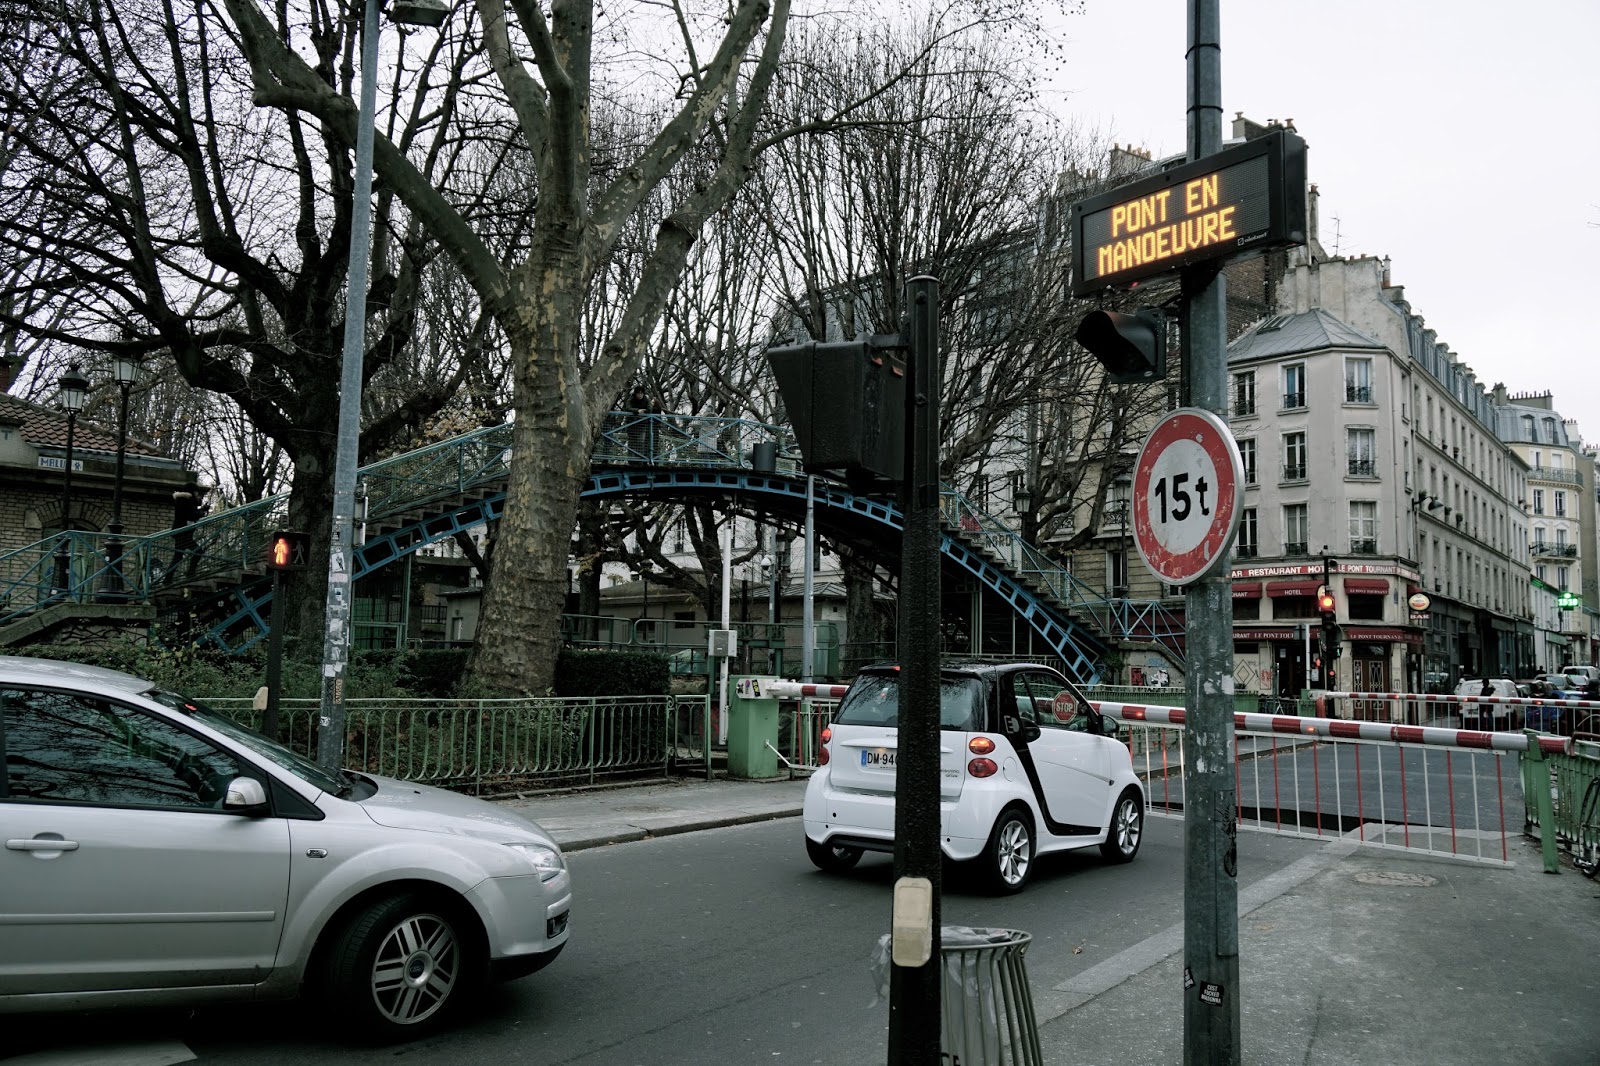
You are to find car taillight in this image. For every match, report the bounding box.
[819,727,831,765]
[968,736,995,755]
[967,758,998,778]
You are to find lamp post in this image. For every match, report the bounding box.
[51,364,89,595]
[1014,483,1034,543]
[1111,473,1131,600]
[317,0,449,771]
[99,354,140,600]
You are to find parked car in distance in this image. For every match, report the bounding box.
[0,656,571,1040]
[802,661,1145,894]
[1453,677,1520,730]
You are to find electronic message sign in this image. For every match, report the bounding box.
[1071,130,1308,296]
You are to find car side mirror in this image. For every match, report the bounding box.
[1020,722,1041,744]
[223,776,269,813]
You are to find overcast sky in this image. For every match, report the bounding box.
[1042,1,1600,439]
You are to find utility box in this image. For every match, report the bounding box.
[767,337,905,488]
[727,675,781,779]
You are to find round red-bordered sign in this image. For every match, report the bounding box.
[1130,408,1243,586]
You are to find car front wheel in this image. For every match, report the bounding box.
[982,808,1034,894]
[1100,789,1143,863]
[322,892,481,1041]
[806,836,864,872]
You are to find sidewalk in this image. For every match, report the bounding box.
[497,775,1600,1065]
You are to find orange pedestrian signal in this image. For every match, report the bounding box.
[267,530,311,571]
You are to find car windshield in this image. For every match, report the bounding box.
[146,688,347,795]
[834,675,982,730]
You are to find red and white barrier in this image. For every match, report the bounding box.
[1089,700,1572,756]
[1318,690,1600,711]
[761,681,850,700]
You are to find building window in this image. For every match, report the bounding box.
[1284,503,1307,556]
[1344,357,1373,403]
[1533,488,1545,515]
[1346,428,1376,477]
[1558,566,1570,591]
[1237,508,1258,558]
[1282,432,1307,481]
[1232,371,1256,417]
[1348,500,1377,554]
[1555,490,1567,517]
[1108,549,1128,597]
[1239,439,1257,485]
[1282,364,1305,410]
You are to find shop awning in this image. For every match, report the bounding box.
[1266,580,1321,597]
[1231,583,1262,599]
[1343,578,1390,594]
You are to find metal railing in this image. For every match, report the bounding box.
[1095,699,1568,867]
[203,694,711,793]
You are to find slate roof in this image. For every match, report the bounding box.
[0,392,166,458]
[1228,308,1386,363]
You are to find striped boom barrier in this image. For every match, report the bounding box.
[763,682,851,700]
[1318,691,1600,712]
[1088,700,1573,756]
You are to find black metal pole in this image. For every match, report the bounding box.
[1182,1,1241,1062]
[101,379,132,600]
[52,412,78,595]
[264,567,285,739]
[888,276,941,1065]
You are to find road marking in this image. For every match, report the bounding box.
[6,1040,196,1066]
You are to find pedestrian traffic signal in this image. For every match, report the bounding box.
[1317,585,1336,614]
[1075,308,1166,384]
[267,530,311,571]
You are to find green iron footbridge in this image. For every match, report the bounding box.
[0,413,1185,683]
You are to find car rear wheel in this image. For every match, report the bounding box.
[322,892,481,1042]
[806,837,864,872]
[1100,789,1143,863]
[982,808,1034,894]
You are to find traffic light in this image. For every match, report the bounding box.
[1317,585,1336,615]
[1075,308,1166,384]
[267,530,311,571]
[767,336,906,487]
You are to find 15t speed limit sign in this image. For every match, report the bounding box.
[1130,408,1243,586]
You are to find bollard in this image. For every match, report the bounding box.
[1524,729,1561,874]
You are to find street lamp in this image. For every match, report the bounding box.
[317,0,450,771]
[99,354,141,600]
[1111,473,1132,599]
[1013,483,1034,542]
[51,364,89,595]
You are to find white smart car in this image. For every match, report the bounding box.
[802,662,1144,893]
[0,656,571,1040]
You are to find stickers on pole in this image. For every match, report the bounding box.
[1131,408,1243,586]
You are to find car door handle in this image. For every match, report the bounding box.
[6,838,80,852]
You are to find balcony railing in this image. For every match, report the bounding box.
[1532,541,1580,558]
[1285,541,1308,556]
[1281,392,1305,410]
[1282,464,1307,481]
[1531,466,1584,486]
[1349,539,1378,555]
[1345,385,1372,403]
[1233,400,1256,418]
[1347,459,1376,477]
[1235,544,1258,559]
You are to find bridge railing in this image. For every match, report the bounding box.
[202,693,712,792]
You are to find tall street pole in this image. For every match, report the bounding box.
[888,275,941,1065]
[1181,0,1241,1062]
[317,0,382,770]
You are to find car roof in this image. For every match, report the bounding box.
[856,660,1059,679]
[0,655,154,696]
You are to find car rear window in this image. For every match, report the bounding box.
[834,675,982,731]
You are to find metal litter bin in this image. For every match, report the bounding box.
[939,926,1042,1066]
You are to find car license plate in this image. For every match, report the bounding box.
[861,749,896,768]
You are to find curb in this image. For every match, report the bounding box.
[560,806,805,852]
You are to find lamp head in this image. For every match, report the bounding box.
[57,364,89,414]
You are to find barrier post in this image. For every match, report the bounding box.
[1524,729,1561,874]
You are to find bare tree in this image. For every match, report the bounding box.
[0,0,505,644]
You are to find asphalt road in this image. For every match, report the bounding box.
[4,813,1322,1065]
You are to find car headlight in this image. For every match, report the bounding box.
[504,841,566,882]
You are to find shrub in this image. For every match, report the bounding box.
[554,648,671,697]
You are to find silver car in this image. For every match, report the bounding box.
[0,656,571,1040]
